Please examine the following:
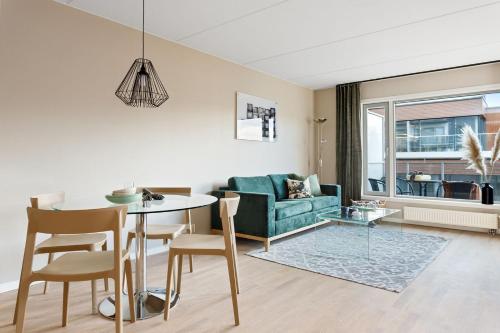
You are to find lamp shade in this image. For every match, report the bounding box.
[115,58,169,108]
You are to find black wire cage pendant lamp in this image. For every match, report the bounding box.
[115,0,169,107]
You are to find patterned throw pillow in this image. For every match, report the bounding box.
[287,178,312,199]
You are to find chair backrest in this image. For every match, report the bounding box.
[26,206,128,235]
[22,206,128,279]
[368,178,385,192]
[140,187,193,225]
[442,181,476,199]
[30,192,65,209]
[395,178,414,195]
[219,192,240,251]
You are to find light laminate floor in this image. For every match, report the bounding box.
[2,225,500,333]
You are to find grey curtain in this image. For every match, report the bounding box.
[336,83,362,205]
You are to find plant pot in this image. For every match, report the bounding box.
[481,183,494,205]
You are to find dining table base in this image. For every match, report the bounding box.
[98,289,179,321]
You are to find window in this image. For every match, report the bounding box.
[363,91,500,202]
[363,103,389,196]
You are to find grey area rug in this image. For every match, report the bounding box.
[247,225,449,292]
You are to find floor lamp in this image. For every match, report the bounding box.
[314,118,328,182]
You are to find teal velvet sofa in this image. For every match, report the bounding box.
[211,174,341,251]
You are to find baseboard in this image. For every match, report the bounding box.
[0,281,43,294]
[0,245,169,294]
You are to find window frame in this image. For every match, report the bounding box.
[362,102,391,196]
[361,83,500,203]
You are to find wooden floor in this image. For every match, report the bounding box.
[2,225,500,333]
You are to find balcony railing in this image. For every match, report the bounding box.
[366,160,500,201]
[396,132,495,153]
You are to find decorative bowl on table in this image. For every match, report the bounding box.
[112,187,137,196]
[105,193,142,204]
[351,200,379,210]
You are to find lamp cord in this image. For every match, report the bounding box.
[142,0,144,61]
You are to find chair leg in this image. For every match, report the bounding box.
[164,252,175,320]
[114,270,123,333]
[226,255,240,326]
[62,282,69,327]
[102,242,109,291]
[188,255,194,273]
[91,280,97,314]
[177,255,183,295]
[43,253,54,294]
[15,279,30,333]
[124,260,136,323]
[13,291,19,325]
[122,234,133,291]
[231,235,240,294]
[187,226,194,273]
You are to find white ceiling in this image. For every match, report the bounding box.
[56,0,500,89]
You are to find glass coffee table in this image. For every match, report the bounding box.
[314,207,401,260]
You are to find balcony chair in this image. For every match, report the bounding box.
[436,180,480,200]
[368,178,414,195]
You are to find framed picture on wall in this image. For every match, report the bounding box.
[236,92,278,142]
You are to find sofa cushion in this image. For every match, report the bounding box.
[282,196,339,211]
[275,207,331,235]
[228,176,275,197]
[307,195,339,210]
[275,200,312,220]
[268,174,291,200]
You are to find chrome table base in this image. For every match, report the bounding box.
[99,289,179,321]
[98,212,179,321]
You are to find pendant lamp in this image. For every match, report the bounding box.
[115,0,169,107]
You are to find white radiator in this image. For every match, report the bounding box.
[403,206,498,230]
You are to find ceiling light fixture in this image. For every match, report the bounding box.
[115,0,169,108]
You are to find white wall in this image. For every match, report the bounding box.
[0,0,314,285]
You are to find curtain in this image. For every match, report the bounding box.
[336,83,362,205]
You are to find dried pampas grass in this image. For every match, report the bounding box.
[490,129,500,166]
[461,125,486,177]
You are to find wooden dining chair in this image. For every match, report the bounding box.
[14,206,135,333]
[124,187,195,286]
[13,192,109,324]
[164,192,241,325]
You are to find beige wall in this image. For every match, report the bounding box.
[313,89,336,184]
[315,63,500,189]
[361,63,500,99]
[0,0,314,285]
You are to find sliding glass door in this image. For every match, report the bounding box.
[363,102,390,196]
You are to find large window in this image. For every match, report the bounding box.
[363,92,500,202]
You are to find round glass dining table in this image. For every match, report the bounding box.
[51,193,218,321]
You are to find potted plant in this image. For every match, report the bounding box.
[461,125,500,204]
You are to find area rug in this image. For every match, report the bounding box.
[247,225,449,292]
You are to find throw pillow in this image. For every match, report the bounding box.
[308,174,322,196]
[289,173,307,181]
[287,178,312,199]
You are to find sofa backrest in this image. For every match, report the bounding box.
[267,174,292,201]
[228,176,276,197]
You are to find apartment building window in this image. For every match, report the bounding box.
[363,92,500,202]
